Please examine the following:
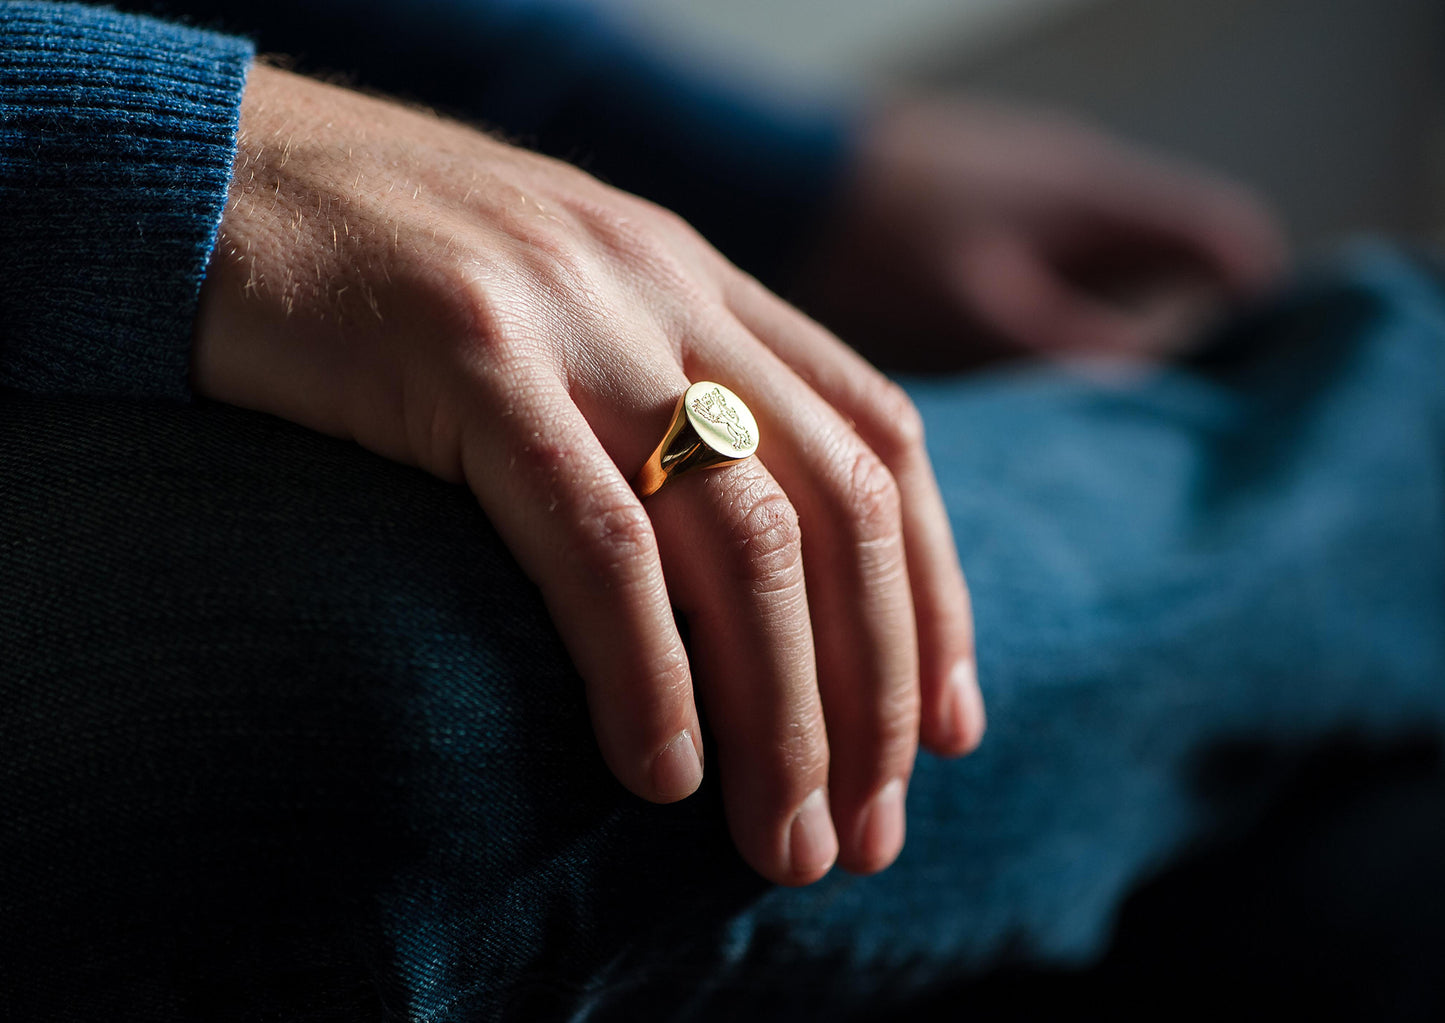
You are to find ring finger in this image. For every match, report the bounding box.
[677,326,921,875]
[578,366,839,886]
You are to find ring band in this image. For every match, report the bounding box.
[634,381,760,498]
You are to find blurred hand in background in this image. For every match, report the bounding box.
[796,98,1290,371]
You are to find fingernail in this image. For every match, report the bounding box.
[651,729,703,801]
[946,660,986,753]
[855,778,906,870]
[789,787,838,879]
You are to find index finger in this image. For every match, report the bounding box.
[456,364,706,805]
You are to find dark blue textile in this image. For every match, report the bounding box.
[0,1,252,399]
[2,244,1442,1019]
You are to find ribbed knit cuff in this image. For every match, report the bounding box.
[0,1,253,401]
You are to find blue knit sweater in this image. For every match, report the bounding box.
[0,1,251,399]
[0,1,847,401]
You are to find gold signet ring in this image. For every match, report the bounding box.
[634,381,760,498]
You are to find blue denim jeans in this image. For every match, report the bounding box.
[3,245,1443,1020]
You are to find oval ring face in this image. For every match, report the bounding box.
[683,381,759,461]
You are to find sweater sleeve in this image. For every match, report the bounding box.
[0,1,252,400]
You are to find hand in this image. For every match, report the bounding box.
[193,64,983,886]
[794,97,1289,370]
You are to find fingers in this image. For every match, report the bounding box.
[724,275,981,763]
[684,341,921,874]
[454,221,959,884]
[647,461,838,885]
[1080,146,1290,295]
[562,354,842,886]
[454,364,705,806]
[953,232,1174,356]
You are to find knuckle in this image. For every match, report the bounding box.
[581,496,657,568]
[725,482,803,592]
[517,220,598,299]
[773,710,832,786]
[637,198,694,238]
[868,380,927,460]
[644,645,694,706]
[657,214,706,260]
[841,449,902,547]
[876,682,923,749]
[628,649,696,743]
[616,192,703,247]
[435,269,549,368]
[580,198,710,301]
[780,747,831,797]
[563,492,658,588]
[435,267,505,344]
[510,426,582,481]
[578,198,660,258]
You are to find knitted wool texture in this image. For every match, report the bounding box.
[0,1,252,400]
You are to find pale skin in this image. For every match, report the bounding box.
[193,63,1286,887]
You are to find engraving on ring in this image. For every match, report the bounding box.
[690,386,753,451]
[634,380,758,498]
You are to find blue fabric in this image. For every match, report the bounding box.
[0,1,252,399]
[2,244,1442,1018]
